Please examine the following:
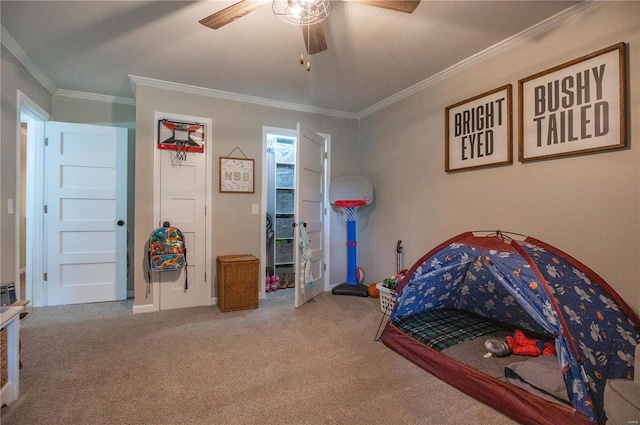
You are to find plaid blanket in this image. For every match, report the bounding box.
[394,308,504,351]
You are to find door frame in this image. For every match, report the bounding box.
[17,91,50,306]
[151,111,213,311]
[261,125,331,300]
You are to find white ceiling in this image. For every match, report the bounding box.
[1,1,582,115]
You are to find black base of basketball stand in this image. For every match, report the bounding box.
[332,282,369,297]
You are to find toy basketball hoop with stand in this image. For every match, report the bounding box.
[329,176,373,297]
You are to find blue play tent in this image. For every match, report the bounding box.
[381,231,640,425]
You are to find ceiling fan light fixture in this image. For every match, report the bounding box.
[272,0,331,25]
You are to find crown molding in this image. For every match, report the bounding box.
[2,25,135,106]
[55,89,136,106]
[358,0,607,118]
[128,75,359,120]
[1,25,57,94]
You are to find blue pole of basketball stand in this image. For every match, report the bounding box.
[346,219,357,284]
[332,207,367,297]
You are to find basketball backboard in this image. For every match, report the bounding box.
[329,175,373,206]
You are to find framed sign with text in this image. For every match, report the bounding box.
[219,157,254,193]
[445,85,512,172]
[518,42,627,162]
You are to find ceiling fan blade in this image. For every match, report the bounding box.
[302,23,327,55]
[355,1,420,14]
[199,0,269,30]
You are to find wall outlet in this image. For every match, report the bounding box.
[251,204,259,215]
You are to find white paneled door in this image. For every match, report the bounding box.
[294,123,326,308]
[155,113,210,311]
[157,145,208,310]
[45,122,127,305]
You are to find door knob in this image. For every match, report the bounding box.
[117,220,125,226]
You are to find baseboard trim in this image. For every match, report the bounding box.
[132,303,159,314]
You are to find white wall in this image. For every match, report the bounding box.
[132,84,361,306]
[358,2,640,313]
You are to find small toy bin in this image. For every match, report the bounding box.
[275,216,295,238]
[376,283,397,314]
[275,240,294,264]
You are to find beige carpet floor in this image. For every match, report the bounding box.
[1,290,517,424]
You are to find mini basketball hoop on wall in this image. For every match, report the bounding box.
[329,176,373,297]
[158,119,205,166]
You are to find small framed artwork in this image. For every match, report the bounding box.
[219,157,254,193]
[518,42,627,162]
[445,85,512,172]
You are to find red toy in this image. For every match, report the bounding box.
[505,329,556,356]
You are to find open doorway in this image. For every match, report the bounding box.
[265,131,297,300]
[261,125,330,307]
[17,92,129,307]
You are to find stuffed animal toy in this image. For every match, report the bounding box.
[506,329,556,356]
[485,329,556,357]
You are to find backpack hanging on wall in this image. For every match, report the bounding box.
[148,222,188,291]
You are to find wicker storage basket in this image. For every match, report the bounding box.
[1,327,7,388]
[217,255,259,312]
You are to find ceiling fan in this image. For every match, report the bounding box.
[199,0,420,55]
